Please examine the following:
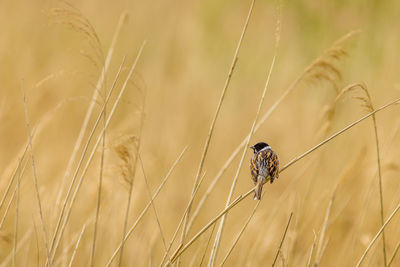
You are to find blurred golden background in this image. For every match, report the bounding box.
[1,0,400,266]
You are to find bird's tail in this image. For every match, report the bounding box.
[254,176,266,200]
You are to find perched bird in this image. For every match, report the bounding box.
[250,142,279,200]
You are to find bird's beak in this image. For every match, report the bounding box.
[249,146,254,150]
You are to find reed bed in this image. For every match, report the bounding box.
[1,0,400,266]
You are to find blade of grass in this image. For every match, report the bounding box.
[271,212,293,267]
[138,153,168,251]
[105,146,188,267]
[307,232,317,267]
[21,82,51,263]
[118,77,146,267]
[0,141,29,213]
[209,6,281,265]
[89,64,109,267]
[179,1,257,259]
[388,240,400,267]
[12,155,23,267]
[68,224,87,267]
[33,219,40,267]
[170,190,255,264]
[0,157,29,229]
[372,111,387,266]
[356,199,400,267]
[221,160,313,267]
[159,172,207,267]
[315,188,337,265]
[200,224,217,267]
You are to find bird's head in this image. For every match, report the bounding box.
[250,142,270,153]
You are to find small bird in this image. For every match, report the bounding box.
[250,142,279,200]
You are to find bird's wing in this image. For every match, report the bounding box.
[250,154,259,184]
[267,150,279,179]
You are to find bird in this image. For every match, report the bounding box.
[250,142,279,200]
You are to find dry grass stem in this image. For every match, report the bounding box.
[307,232,317,267]
[356,199,400,267]
[388,240,400,267]
[315,189,336,265]
[68,224,87,267]
[281,97,400,173]
[12,157,23,267]
[335,82,387,265]
[179,1,257,256]
[21,84,51,263]
[170,190,254,263]
[200,224,217,266]
[219,200,260,267]
[119,79,146,267]
[89,83,107,267]
[105,146,188,267]
[0,158,29,229]
[159,172,207,267]
[90,121,106,267]
[0,142,29,213]
[210,7,281,263]
[139,153,168,251]
[271,212,293,267]
[222,161,312,267]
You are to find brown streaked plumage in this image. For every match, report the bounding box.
[250,142,279,200]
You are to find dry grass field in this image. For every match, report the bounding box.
[1,0,400,266]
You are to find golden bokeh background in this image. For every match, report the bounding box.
[1,0,400,266]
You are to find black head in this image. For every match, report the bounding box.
[250,142,269,153]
